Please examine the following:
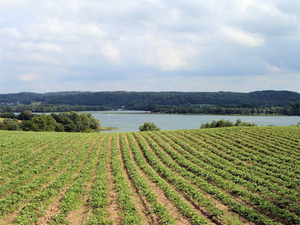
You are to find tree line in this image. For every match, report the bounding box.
[147,103,299,115]
[0,111,100,132]
[0,90,299,106]
[0,90,299,115]
[0,103,299,116]
[201,119,257,129]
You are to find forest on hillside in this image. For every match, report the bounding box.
[0,90,299,115]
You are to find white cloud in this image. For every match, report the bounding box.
[0,0,29,8]
[19,42,62,52]
[129,34,195,71]
[101,43,120,61]
[238,0,254,12]
[19,73,40,81]
[265,63,281,73]
[221,27,264,47]
[0,27,23,39]
[21,19,106,44]
[84,24,105,38]
[44,23,65,35]
[149,47,188,71]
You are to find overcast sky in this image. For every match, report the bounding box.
[0,0,299,93]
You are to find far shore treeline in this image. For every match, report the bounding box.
[0,90,299,115]
[0,111,100,132]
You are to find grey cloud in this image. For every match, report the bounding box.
[0,0,299,93]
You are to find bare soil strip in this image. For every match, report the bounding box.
[38,188,68,225]
[153,132,254,225]
[36,137,98,225]
[1,139,76,193]
[135,134,216,224]
[1,134,59,168]
[0,137,89,225]
[147,131,272,224]
[129,133,196,225]
[1,142,52,178]
[31,143,50,153]
[106,135,122,224]
[117,134,153,225]
[67,136,106,225]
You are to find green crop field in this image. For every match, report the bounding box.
[0,126,299,225]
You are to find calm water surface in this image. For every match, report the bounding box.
[89,111,300,132]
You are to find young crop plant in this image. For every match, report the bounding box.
[127,133,210,225]
[0,126,298,225]
[119,133,176,224]
[110,134,143,224]
[86,135,111,225]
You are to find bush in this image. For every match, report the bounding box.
[50,111,100,132]
[139,122,160,131]
[0,118,21,131]
[0,111,100,132]
[20,114,56,132]
[201,119,256,129]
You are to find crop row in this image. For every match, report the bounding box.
[154,131,299,215]
[0,126,298,225]
[182,130,299,192]
[0,136,91,222]
[126,133,211,224]
[134,132,283,225]
[12,137,95,224]
[179,130,298,185]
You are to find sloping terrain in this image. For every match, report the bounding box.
[0,126,299,224]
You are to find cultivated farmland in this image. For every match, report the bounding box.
[0,126,299,225]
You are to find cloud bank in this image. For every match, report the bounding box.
[0,0,299,93]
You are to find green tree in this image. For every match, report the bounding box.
[55,122,65,132]
[50,111,100,132]
[201,119,256,129]
[211,120,217,128]
[86,113,100,130]
[20,114,56,131]
[18,110,33,120]
[139,122,160,131]
[235,119,242,126]
[20,120,38,131]
[4,118,20,130]
[0,118,20,130]
[0,112,17,119]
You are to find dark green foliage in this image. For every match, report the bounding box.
[139,122,160,131]
[20,114,56,132]
[0,91,299,115]
[55,122,65,132]
[0,112,17,119]
[50,111,100,132]
[0,111,101,132]
[284,102,300,115]
[201,119,257,129]
[0,90,298,106]
[0,118,21,131]
[17,110,34,120]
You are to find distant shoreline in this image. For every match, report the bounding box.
[4,110,300,117]
[80,111,299,117]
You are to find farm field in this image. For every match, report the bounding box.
[0,126,299,225]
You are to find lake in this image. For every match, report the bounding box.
[88,111,300,132]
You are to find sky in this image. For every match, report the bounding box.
[0,0,299,93]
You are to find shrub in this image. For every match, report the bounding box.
[139,122,160,131]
